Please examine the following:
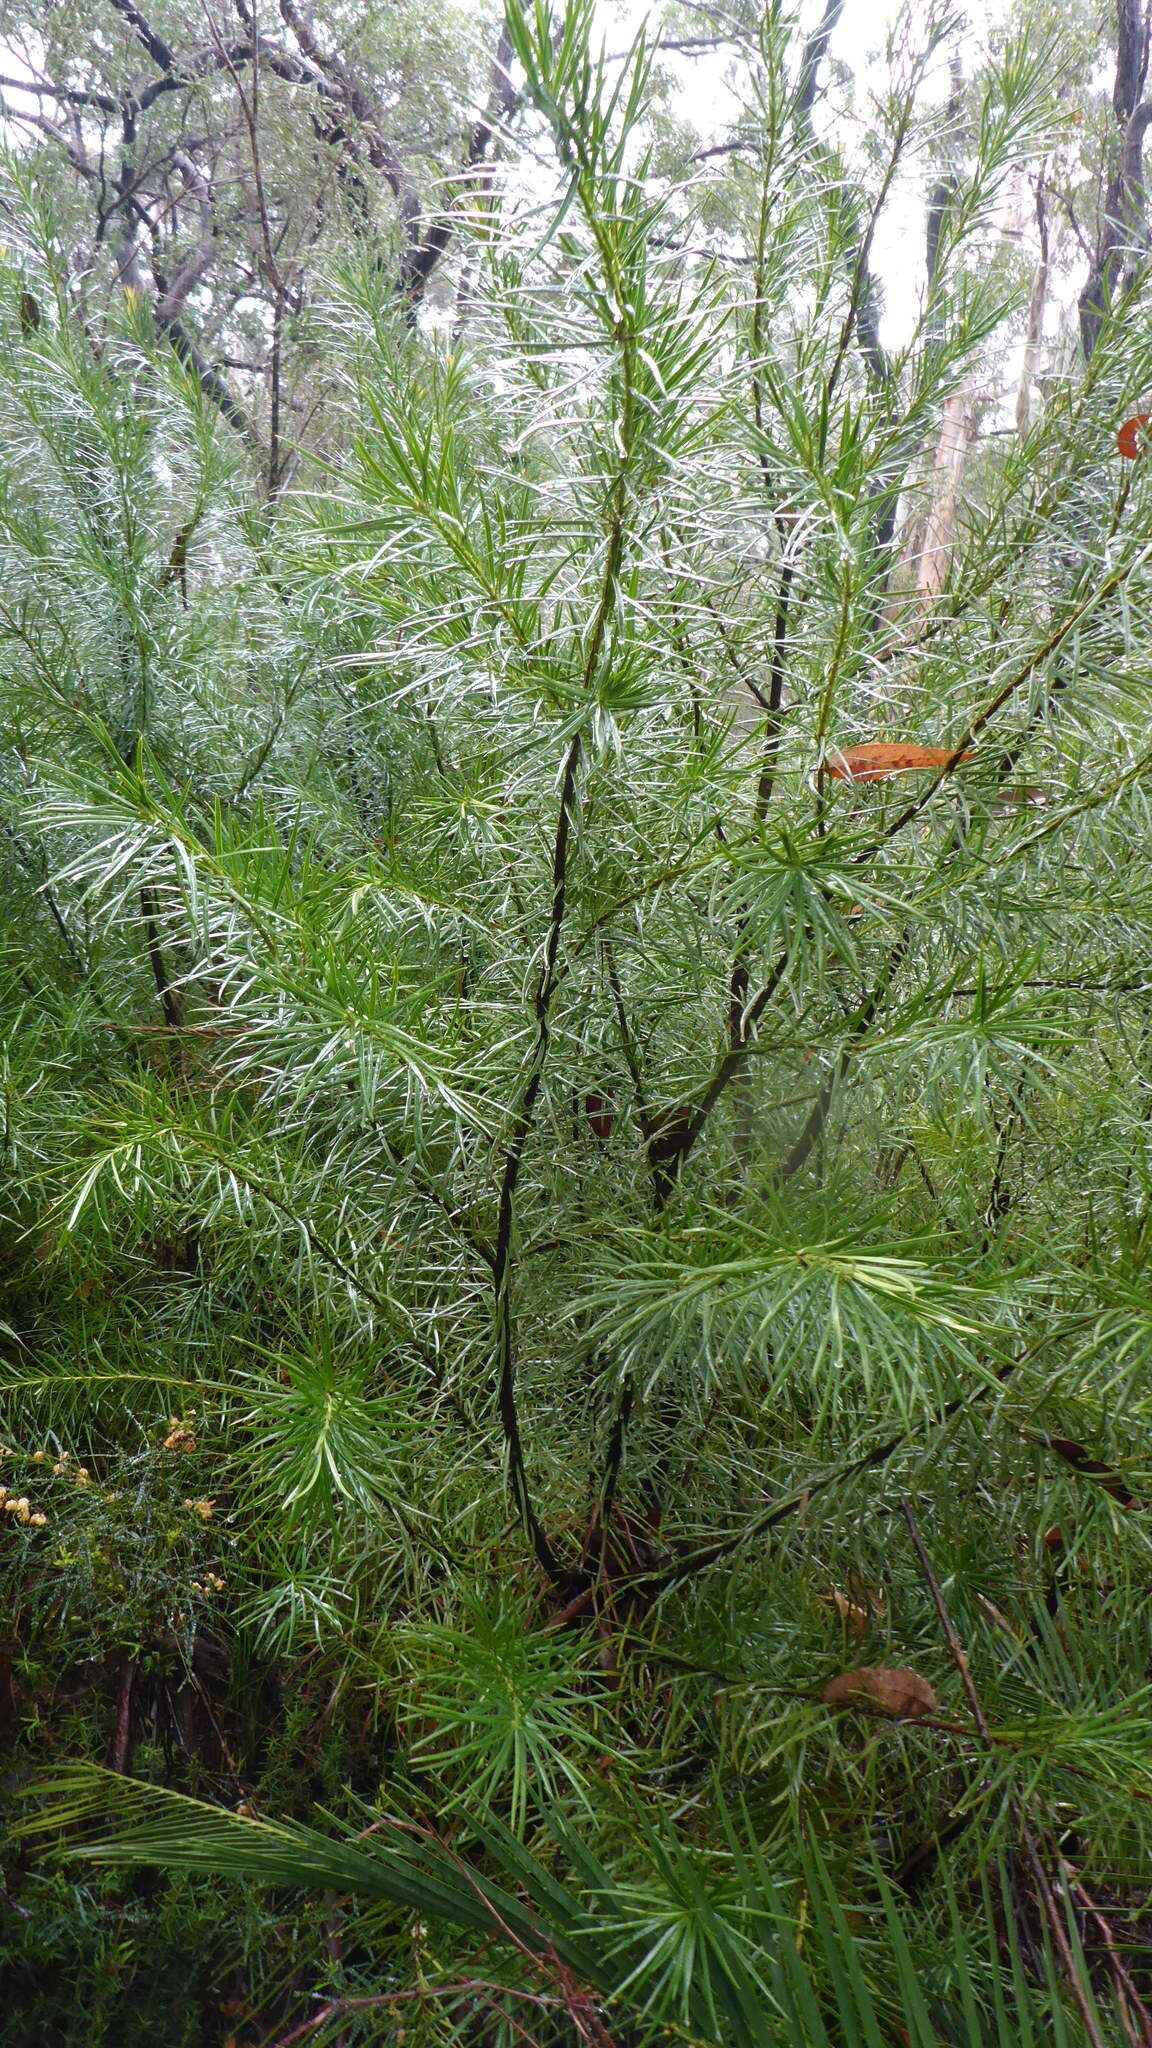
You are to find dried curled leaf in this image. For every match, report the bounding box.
[821,1665,937,1719]
[1117,413,1152,458]
[824,743,972,782]
[824,1583,885,1631]
[827,1586,870,1631]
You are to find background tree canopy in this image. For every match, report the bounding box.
[2,0,1152,2042]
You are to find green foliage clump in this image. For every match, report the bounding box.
[2,0,1152,2040]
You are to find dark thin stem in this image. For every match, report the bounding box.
[602,938,647,1117]
[754,558,793,817]
[492,729,584,1587]
[901,1496,991,1744]
[1066,1875,1152,2047]
[796,0,844,121]
[1022,1828,1110,2048]
[492,218,638,1573]
[1,819,85,974]
[589,1380,633,1573]
[823,105,909,401]
[981,1094,1021,1248]
[139,882,182,1030]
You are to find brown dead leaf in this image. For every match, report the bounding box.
[821,1665,937,1719]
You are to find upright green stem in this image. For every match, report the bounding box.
[489,196,637,1578]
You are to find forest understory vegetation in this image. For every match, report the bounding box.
[2,0,1152,2039]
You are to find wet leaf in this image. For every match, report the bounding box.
[821,1665,937,1718]
[1117,413,1152,458]
[824,743,972,782]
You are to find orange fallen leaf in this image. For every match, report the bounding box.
[821,1665,937,1718]
[1118,414,1152,458]
[824,743,972,782]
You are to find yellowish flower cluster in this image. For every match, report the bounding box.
[191,1571,226,1594]
[163,1416,197,1453]
[41,1452,90,1486]
[0,1488,47,1526]
[184,1497,215,1520]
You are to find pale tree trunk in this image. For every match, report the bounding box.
[915,385,979,600]
[891,69,971,610]
[903,149,1051,600]
[1016,173,1050,434]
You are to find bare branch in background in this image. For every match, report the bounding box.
[1079,0,1152,357]
[0,0,519,472]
